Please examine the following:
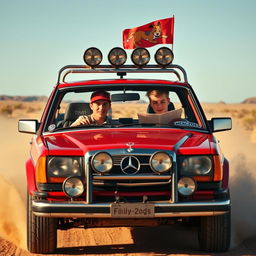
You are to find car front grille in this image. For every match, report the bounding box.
[89,152,173,203]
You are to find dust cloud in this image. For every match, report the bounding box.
[0,116,30,248]
[216,119,256,247]
[0,176,26,248]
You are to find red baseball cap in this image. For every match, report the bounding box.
[90,91,111,103]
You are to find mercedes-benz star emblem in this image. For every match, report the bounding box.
[120,156,140,175]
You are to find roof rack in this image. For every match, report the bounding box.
[57,64,188,85]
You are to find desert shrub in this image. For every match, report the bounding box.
[251,110,256,119]
[206,108,214,114]
[222,108,231,114]
[237,109,250,119]
[229,109,239,118]
[0,105,13,116]
[26,107,37,113]
[13,103,26,110]
[242,117,256,131]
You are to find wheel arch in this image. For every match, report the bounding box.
[26,158,37,194]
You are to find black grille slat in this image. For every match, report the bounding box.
[113,155,150,165]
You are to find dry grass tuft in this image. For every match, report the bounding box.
[0,101,44,119]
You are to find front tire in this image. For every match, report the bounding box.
[27,192,57,254]
[198,211,231,252]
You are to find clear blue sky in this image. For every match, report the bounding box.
[0,0,255,103]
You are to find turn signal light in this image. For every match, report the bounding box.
[36,156,47,183]
[213,155,223,181]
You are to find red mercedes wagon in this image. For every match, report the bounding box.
[19,47,232,254]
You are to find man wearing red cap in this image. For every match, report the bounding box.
[71,90,111,126]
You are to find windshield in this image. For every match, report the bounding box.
[43,84,206,133]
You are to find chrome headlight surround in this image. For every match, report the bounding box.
[63,177,84,198]
[150,152,172,174]
[47,156,83,178]
[91,152,113,174]
[180,156,212,175]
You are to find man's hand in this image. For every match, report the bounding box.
[70,115,92,127]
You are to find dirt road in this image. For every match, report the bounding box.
[0,115,256,256]
[1,227,256,256]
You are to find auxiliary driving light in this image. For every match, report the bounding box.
[178,177,196,196]
[131,48,150,67]
[83,47,103,67]
[154,47,174,67]
[63,177,84,198]
[91,152,113,173]
[150,152,172,173]
[108,47,127,67]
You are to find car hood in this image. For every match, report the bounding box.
[44,128,214,155]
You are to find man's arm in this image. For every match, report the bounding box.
[70,115,93,127]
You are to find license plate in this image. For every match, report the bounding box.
[110,203,155,218]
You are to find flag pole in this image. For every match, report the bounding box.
[171,15,174,52]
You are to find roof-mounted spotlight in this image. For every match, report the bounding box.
[154,47,174,67]
[108,47,127,67]
[131,48,150,67]
[83,47,103,67]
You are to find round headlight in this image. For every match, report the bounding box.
[178,177,196,196]
[63,177,84,198]
[83,47,102,67]
[108,47,127,67]
[131,48,150,67]
[150,152,172,173]
[154,47,174,66]
[91,152,113,173]
[181,156,212,175]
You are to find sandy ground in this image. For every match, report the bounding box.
[0,112,256,256]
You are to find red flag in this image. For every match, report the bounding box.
[123,17,174,49]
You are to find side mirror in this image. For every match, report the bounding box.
[18,119,39,134]
[209,117,232,133]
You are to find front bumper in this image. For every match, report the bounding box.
[32,199,231,218]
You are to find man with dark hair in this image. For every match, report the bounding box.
[71,90,111,126]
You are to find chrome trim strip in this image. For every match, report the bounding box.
[93,175,172,180]
[93,180,171,187]
[171,163,177,203]
[115,180,171,187]
[34,211,227,218]
[33,199,230,208]
[85,153,92,204]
